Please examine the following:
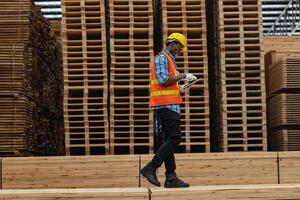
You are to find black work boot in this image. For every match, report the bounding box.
[164,176,190,188]
[140,165,161,187]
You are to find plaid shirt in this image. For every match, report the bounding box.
[152,49,180,114]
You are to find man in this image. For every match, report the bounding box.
[140,33,197,188]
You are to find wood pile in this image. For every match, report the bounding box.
[62,0,210,155]
[62,0,109,155]
[265,50,300,151]
[0,0,63,156]
[109,0,154,154]
[216,0,267,151]
[2,151,300,189]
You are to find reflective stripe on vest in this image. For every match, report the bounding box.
[151,89,180,97]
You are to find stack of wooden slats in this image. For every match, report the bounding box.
[218,0,267,151]
[0,0,31,155]
[62,0,109,155]
[0,0,63,156]
[265,50,300,151]
[28,6,64,156]
[109,0,154,154]
[161,0,210,153]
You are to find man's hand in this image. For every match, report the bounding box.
[185,73,197,81]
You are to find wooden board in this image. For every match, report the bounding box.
[0,188,149,200]
[150,184,300,200]
[279,151,300,184]
[2,155,140,189]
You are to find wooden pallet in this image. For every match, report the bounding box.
[63,88,109,155]
[218,0,267,151]
[109,0,154,154]
[62,0,109,155]
[109,87,153,154]
[161,0,210,152]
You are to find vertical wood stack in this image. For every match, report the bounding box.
[266,51,300,151]
[62,0,109,155]
[218,0,267,151]
[109,0,154,154]
[161,0,210,153]
[28,6,64,156]
[0,0,63,156]
[0,0,31,155]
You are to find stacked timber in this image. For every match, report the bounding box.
[0,0,63,156]
[217,0,267,151]
[265,50,300,151]
[160,0,210,153]
[109,0,154,154]
[62,0,109,155]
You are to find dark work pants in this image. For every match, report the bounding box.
[149,108,182,180]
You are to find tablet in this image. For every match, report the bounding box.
[180,79,200,89]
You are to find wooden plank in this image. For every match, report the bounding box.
[279,151,300,184]
[0,188,148,200]
[2,155,140,189]
[150,184,300,200]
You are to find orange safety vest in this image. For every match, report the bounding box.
[150,51,183,107]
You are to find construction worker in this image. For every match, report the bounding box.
[140,33,196,188]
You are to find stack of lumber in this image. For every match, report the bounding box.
[0,0,63,156]
[28,6,64,156]
[62,0,109,155]
[0,152,278,189]
[2,152,300,199]
[263,36,300,54]
[265,50,300,151]
[2,151,300,188]
[160,0,210,153]
[109,0,154,154]
[217,0,267,151]
[1,184,300,200]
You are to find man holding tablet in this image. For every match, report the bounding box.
[140,32,197,188]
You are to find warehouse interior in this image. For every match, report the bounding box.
[1,0,300,199]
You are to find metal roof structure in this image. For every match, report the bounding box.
[262,0,300,35]
[34,0,61,19]
[33,0,300,35]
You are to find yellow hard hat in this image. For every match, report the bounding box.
[166,32,187,52]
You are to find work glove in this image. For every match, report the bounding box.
[185,73,197,81]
